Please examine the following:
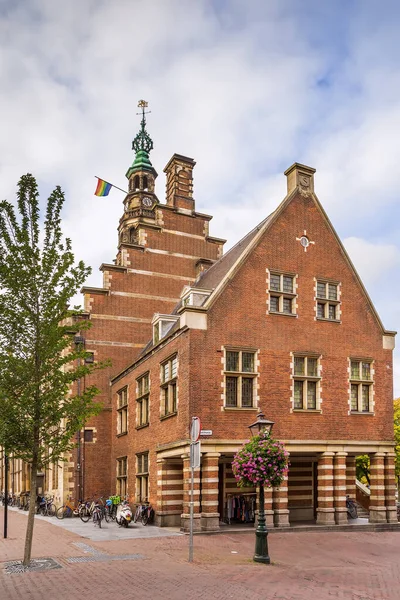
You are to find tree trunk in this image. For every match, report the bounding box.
[23,458,38,566]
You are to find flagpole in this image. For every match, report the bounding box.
[94,176,128,195]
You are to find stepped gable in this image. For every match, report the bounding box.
[134,213,274,361]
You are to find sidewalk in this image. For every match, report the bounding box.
[1,507,400,600]
[4,506,182,542]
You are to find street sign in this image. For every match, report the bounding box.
[190,441,201,469]
[200,429,212,436]
[190,417,201,442]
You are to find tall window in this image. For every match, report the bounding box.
[316,280,340,321]
[117,387,128,435]
[224,349,257,408]
[350,359,373,412]
[160,355,177,417]
[136,373,149,427]
[292,355,321,410]
[116,457,127,497]
[269,272,296,315]
[136,452,149,502]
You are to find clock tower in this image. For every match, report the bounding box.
[118,100,159,247]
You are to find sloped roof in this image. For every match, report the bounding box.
[193,213,274,291]
[135,214,275,360]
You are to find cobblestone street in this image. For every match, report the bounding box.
[1,508,400,599]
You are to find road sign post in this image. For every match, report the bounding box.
[189,417,201,563]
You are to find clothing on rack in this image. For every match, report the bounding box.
[225,494,256,524]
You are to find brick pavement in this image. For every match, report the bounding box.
[1,507,400,599]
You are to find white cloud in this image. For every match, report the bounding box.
[0,0,399,394]
[343,237,400,288]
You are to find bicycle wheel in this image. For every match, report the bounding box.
[141,510,149,526]
[104,507,111,523]
[95,510,102,528]
[56,505,66,519]
[348,503,358,519]
[134,506,141,523]
[79,506,91,523]
[48,504,56,517]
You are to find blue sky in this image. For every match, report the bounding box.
[1,0,400,395]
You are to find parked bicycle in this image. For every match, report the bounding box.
[134,502,154,525]
[56,496,83,519]
[108,495,121,521]
[92,501,104,528]
[37,495,56,517]
[346,495,358,519]
[79,496,106,522]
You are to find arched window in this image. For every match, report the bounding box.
[134,175,140,190]
[143,176,148,191]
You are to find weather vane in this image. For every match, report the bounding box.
[137,99,151,118]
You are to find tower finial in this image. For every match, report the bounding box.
[132,100,153,154]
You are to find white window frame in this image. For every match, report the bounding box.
[136,452,149,503]
[160,355,178,418]
[291,354,322,411]
[315,279,341,321]
[349,358,374,413]
[223,348,258,409]
[136,373,150,427]
[116,456,127,497]
[117,387,128,435]
[267,270,297,316]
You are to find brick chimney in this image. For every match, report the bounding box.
[164,154,196,211]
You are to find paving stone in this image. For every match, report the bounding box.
[2,507,400,600]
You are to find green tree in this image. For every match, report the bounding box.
[0,174,106,565]
[356,454,370,486]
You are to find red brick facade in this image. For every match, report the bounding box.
[75,149,396,530]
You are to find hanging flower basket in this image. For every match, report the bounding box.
[232,431,289,488]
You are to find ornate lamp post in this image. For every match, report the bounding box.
[248,412,275,564]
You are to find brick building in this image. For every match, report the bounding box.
[27,104,396,529]
[99,115,396,531]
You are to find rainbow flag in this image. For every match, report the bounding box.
[94,178,112,197]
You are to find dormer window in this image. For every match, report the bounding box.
[180,287,211,308]
[152,314,179,345]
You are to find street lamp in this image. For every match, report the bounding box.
[249,411,275,565]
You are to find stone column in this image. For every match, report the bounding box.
[384,452,398,524]
[334,451,348,525]
[369,452,387,523]
[316,451,335,525]
[201,452,220,531]
[272,473,290,527]
[345,456,357,499]
[180,453,201,532]
[155,458,183,527]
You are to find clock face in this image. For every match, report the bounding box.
[142,196,152,207]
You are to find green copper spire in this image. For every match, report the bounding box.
[126,100,156,178]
